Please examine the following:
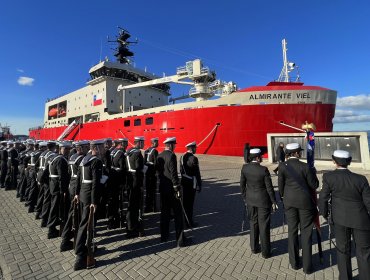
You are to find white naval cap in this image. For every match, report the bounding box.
[185,141,196,147]
[104,138,113,142]
[114,138,128,143]
[39,141,48,147]
[163,137,177,144]
[58,141,72,148]
[1,141,7,145]
[7,141,14,145]
[134,136,145,141]
[285,143,304,152]
[151,137,159,142]
[333,150,351,159]
[250,148,262,155]
[90,139,106,145]
[332,150,352,165]
[26,139,35,145]
[74,140,90,146]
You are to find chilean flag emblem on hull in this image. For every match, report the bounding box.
[93,93,102,106]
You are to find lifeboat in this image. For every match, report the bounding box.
[48,108,58,117]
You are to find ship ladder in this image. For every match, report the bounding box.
[57,119,79,141]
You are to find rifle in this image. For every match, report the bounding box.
[86,206,96,269]
[138,186,145,236]
[119,185,125,228]
[72,199,80,249]
[59,193,67,237]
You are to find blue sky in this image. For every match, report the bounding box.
[1,1,370,134]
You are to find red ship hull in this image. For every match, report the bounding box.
[29,103,335,156]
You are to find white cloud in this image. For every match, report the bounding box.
[17,68,24,73]
[337,94,370,110]
[333,109,370,123]
[17,76,35,86]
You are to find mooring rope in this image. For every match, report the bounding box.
[197,124,220,147]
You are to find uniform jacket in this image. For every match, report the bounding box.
[319,168,370,230]
[180,152,202,189]
[76,154,103,205]
[240,162,276,208]
[156,149,179,193]
[278,158,318,209]
[276,146,285,162]
[68,153,85,194]
[49,154,70,195]
[7,148,19,167]
[0,148,8,167]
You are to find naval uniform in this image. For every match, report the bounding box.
[319,168,370,280]
[4,147,19,190]
[240,160,276,257]
[0,147,8,187]
[26,149,43,211]
[125,147,144,236]
[47,153,70,236]
[75,153,103,257]
[157,149,184,246]
[18,149,33,200]
[107,147,127,227]
[278,157,318,273]
[180,151,202,227]
[60,152,85,248]
[144,146,158,212]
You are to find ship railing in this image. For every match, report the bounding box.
[29,126,44,131]
[176,66,188,75]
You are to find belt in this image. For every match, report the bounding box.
[50,174,59,178]
[82,179,93,183]
[71,175,77,178]
[113,167,122,171]
[128,169,136,173]
[28,163,35,166]
[182,174,193,180]
[145,162,154,165]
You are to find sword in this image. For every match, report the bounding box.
[177,192,193,232]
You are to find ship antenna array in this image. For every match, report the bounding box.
[278,39,299,82]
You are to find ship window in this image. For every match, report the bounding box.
[111,99,114,103]
[124,120,130,127]
[134,119,141,126]
[145,117,153,125]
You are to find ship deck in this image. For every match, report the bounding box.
[1,155,369,279]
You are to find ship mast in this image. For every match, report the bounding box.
[278,39,299,82]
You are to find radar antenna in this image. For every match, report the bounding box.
[277,39,300,82]
[108,27,138,64]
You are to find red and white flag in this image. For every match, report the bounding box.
[93,93,102,106]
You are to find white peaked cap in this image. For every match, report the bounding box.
[75,140,90,146]
[333,150,351,159]
[39,141,48,147]
[286,143,303,151]
[7,141,14,145]
[185,141,196,147]
[90,139,105,145]
[163,137,177,144]
[134,136,145,141]
[58,141,72,148]
[250,148,261,154]
[151,137,159,142]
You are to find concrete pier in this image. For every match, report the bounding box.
[1,155,369,279]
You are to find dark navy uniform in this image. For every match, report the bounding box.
[125,147,144,236]
[144,145,158,212]
[157,147,184,246]
[60,150,85,250]
[240,151,276,258]
[319,150,370,280]
[0,143,8,188]
[4,145,19,190]
[47,153,70,237]
[107,146,126,227]
[180,150,201,227]
[75,153,103,258]
[26,148,43,212]
[278,143,318,273]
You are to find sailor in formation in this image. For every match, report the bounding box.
[144,137,159,213]
[125,136,145,238]
[278,143,319,274]
[4,140,19,190]
[240,148,277,258]
[180,141,202,228]
[60,140,90,251]
[74,139,105,270]
[47,141,71,239]
[107,138,127,229]
[157,137,186,247]
[0,141,8,188]
[319,150,370,280]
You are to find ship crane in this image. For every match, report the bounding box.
[117,59,237,101]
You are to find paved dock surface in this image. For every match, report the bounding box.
[1,155,369,280]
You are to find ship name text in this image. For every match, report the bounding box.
[249,92,311,100]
